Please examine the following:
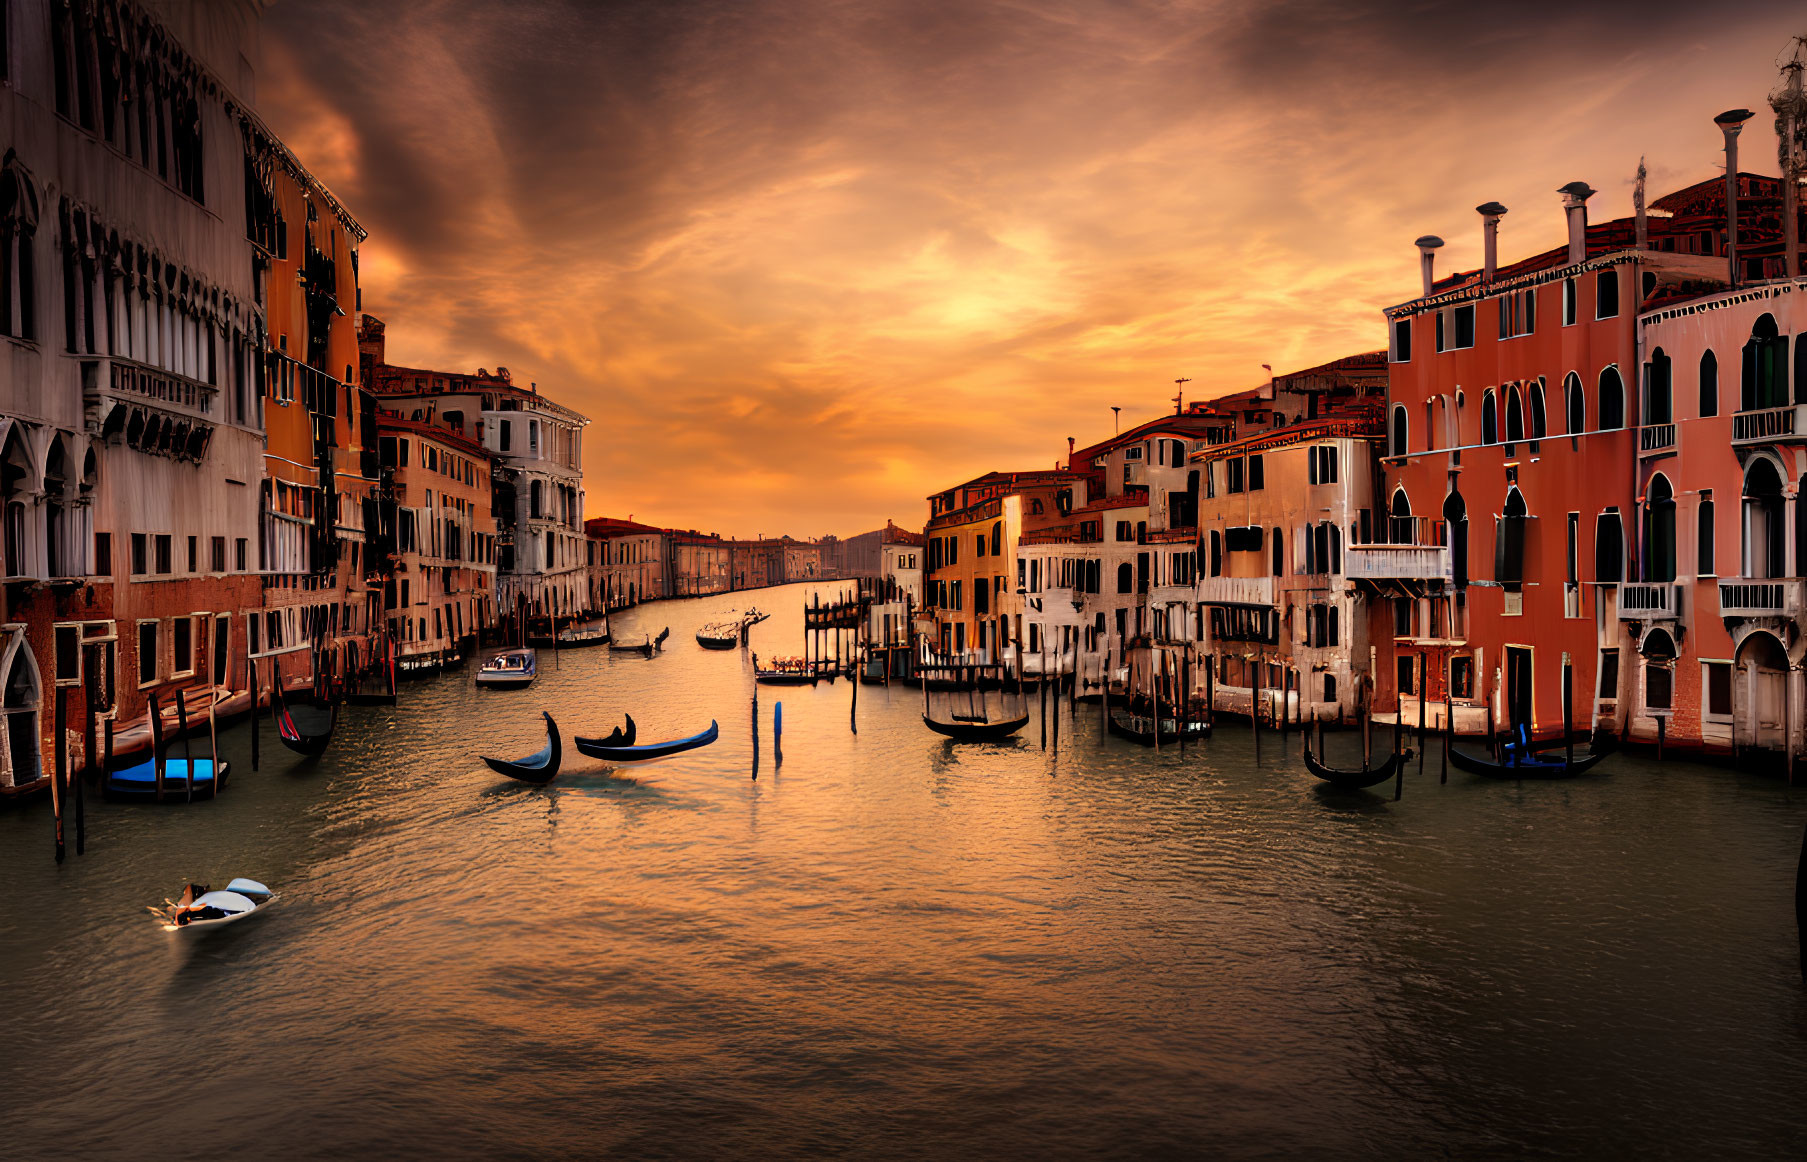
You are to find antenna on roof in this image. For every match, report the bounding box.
[1173,377,1190,415]
[1111,406,1121,434]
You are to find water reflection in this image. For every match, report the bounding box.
[0,581,1804,1158]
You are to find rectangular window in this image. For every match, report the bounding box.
[1390,317,1411,362]
[1645,663,1673,711]
[1598,649,1620,699]
[186,535,198,573]
[1697,493,1715,576]
[1248,455,1265,491]
[210,536,227,572]
[1596,269,1620,319]
[1227,459,1245,494]
[1453,304,1476,349]
[236,538,248,571]
[54,625,80,685]
[137,621,158,686]
[1705,661,1733,717]
[154,535,171,574]
[95,532,112,576]
[1450,656,1474,699]
[1562,277,1577,326]
[171,617,193,677]
[131,533,147,576]
[499,421,512,452]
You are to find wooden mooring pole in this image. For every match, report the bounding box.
[51,685,66,864]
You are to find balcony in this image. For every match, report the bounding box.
[1717,577,1804,618]
[1150,582,1197,607]
[1638,423,1676,456]
[1731,404,1807,447]
[1343,543,1452,583]
[1196,575,1275,607]
[1616,582,1679,620]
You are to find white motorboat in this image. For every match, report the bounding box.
[476,648,537,689]
[150,878,278,933]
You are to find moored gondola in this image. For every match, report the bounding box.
[754,655,817,684]
[1106,706,1211,747]
[1303,739,1413,790]
[274,681,336,759]
[1450,734,1613,780]
[696,623,741,649]
[610,627,670,656]
[574,720,719,765]
[481,712,563,783]
[921,713,1030,742]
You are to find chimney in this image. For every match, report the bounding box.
[1557,182,1595,265]
[1415,235,1445,297]
[1716,108,1755,288]
[1476,202,1508,281]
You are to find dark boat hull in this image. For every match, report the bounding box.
[922,714,1029,742]
[756,673,817,685]
[482,713,563,783]
[1304,742,1409,789]
[696,635,739,650]
[275,693,336,759]
[1450,743,1611,780]
[575,720,719,765]
[1106,710,1211,747]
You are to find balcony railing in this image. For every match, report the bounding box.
[1731,404,1807,446]
[1149,582,1197,607]
[1616,582,1679,619]
[1343,544,1453,583]
[1638,423,1676,455]
[1717,577,1804,618]
[1196,575,1275,607]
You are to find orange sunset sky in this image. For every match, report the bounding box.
[260,1,1804,539]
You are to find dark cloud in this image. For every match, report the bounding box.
[259,0,1805,535]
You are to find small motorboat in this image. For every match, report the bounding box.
[476,648,538,689]
[274,681,336,758]
[481,712,563,783]
[149,878,277,933]
[921,713,1030,742]
[1451,727,1613,780]
[574,720,719,765]
[1105,707,1212,747]
[741,608,769,626]
[754,655,817,685]
[610,628,670,656]
[1304,739,1414,790]
[696,622,742,650]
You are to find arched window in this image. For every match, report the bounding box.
[1443,489,1468,588]
[1643,474,1675,582]
[1744,457,1786,578]
[1598,366,1625,430]
[1699,350,1719,417]
[1565,373,1585,434]
[1742,313,1790,411]
[989,522,1001,556]
[1505,385,1525,443]
[1645,347,1672,425]
[1,160,41,341]
[2,642,42,789]
[1481,390,1498,444]
[1528,379,1547,440]
[1497,488,1529,584]
[1389,405,1408,457]
[1388,489,1413,544]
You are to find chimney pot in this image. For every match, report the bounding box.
[1414,235,1444,297]
[1476,202,1508,281]
[1557,182,1595,265]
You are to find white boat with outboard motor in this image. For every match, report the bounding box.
[149,878,278,933]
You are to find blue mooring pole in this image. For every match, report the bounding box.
[775,701,784,769]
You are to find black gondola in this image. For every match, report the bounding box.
[921,713,1030,742]
[481,712,563,783]
[274,681,336,759]
[586,715,637,748]
[1106,707,1212,747]
[1303,739,1413,789]
[574,720,719,765]
[1449,732,1613,780]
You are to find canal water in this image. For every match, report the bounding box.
[3,582,1805,1159]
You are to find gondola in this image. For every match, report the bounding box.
[1303,739,1413,790]
[104,754,230,800]
[921,713,1030,742]
[754,655,817,685]
[556,620,611,648]
[476,648,537,689]
[1449,731,1614,780]
[1105,707,1212,747]
[584,714,637,748]
[481,712,563,783]
[149,878,277,933]
[274,681,336,758]
[574,720,719,765]
[696,622,741,649]
[610,627,670,656]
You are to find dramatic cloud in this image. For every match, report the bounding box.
[260,0,1803,537]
